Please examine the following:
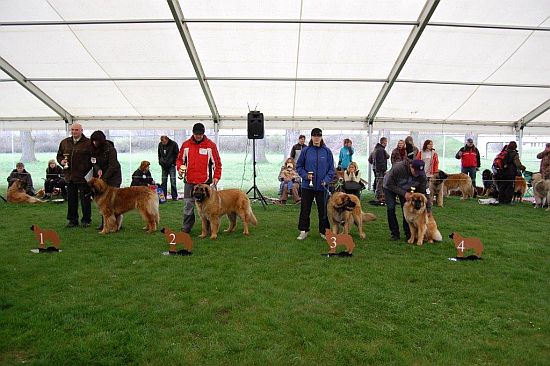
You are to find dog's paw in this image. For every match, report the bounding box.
[407,238,414,244]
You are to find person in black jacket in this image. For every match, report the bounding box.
[494,141,526,204]
[368,137,390,202]
[90,130,122,230]
[158,135,179,201]
[131,160,155,186]
[7,162,35,196]
[44,159,66,199]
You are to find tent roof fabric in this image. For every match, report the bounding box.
[0,0,549,133]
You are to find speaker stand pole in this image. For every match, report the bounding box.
[246,139,267,209]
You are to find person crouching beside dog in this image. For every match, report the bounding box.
[131,160,155,187]
[383,159,431,242]
[278,157,301,204]
[44,159,66,199]
[296,128,335,241]
[7,162,35,196]
[456,138,481,197]
[90,130,122,231]
[176,123,222,234]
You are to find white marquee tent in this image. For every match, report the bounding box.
[1,0,549,135]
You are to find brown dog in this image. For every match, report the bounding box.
[443,173,474,200]
[403,192,442,246]
[30,224,60,249]
[161,227,192,253]
[324,228,355,254]
[192,184,257,239]
[449,232,483,258]
[512,176,527,203]
[7,180,44,204]
[327,192,376,239]
[88,177,159,234]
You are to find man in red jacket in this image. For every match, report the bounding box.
[455,138,481,197]
[176,123,222,233]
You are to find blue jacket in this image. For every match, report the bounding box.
[297,145,335,191]
[338,146,354,169]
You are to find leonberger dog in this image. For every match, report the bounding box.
[532,173,550,211]
[88,177,159,234]
[481,169,496,197]
[403,192,442,246]
[431,171,477,206]
[192,184,257,239]
[327,192,376,239]
[7,179,44,204]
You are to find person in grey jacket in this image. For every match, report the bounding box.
[383,159,431,241]
[368,137,390,202]
[158,135,180,201]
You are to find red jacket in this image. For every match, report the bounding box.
[176,135,222,184]
[415,150,439,176]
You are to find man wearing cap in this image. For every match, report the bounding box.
[176,123,222,233]
[158,135,180,201]
[383,159,431,241]
[296,128,335,240]
[455,137,481,197]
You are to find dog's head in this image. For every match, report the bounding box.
[408,192,427,211]
[10,179,25,191]
[334,193,356,212]
[433,170,448,183]
[482,169,493,181]
[87,177,106,197]
[192,184,211,202]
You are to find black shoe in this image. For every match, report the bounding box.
[81,222,91,228]
[390,235,400,241]
[65,221,78,228]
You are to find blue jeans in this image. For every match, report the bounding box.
[161,165,178,200]
[461,166,477,192]
[384,188,410,240]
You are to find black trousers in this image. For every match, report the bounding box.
[298,188,330,234]
[496,174,515,204]
[384,188,410,239]
[45,179,67,197]
[66,182,91,224]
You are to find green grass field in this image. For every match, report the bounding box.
[0,190,549,365]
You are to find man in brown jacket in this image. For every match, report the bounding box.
[57,123,93,227]
[537,143,550,179]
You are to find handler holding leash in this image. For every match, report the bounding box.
[296,128,335,241]
[383,159,431,242]
[176,123,222,233]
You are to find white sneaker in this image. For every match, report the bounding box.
[296,231,308,240]
[320,233,326,240]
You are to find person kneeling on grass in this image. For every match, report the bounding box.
[131,160,155,187]
[7,162,35,196]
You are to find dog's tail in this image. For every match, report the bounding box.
[247,206,258,226]
[362,212,377,222]
[432,229,443,242]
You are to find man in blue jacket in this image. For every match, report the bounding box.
[296,128,335,240]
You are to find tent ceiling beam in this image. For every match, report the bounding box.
[167,0,220,124]
[515,98,550,131]
[2,19,549,32]
[1,77,547,89]
[367,0,440,125]
[0,56,73,124]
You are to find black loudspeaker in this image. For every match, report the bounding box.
[247,111,264,139]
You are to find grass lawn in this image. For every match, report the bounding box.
[0,189,549,365]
